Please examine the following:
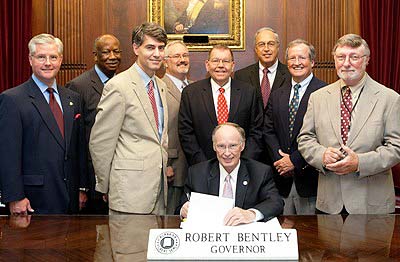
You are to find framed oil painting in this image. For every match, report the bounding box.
[148,0,245,50]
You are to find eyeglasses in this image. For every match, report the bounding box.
[167,53,190,60]
[31,55,60,63]
[99,49,122,57]
[335,54,366,63]
[215,143,242,152]
[209,58,233,65]
[256,41,278,49]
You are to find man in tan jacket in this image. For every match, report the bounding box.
[90,23,169,215]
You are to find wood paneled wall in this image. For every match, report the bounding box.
[32,0,360,85]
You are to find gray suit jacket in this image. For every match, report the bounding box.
[89,64,169,213]
[298,74,400,214]
[162,75,188,187]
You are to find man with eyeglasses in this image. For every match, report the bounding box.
[179,45,263,166]
[298,34,400,214]
[179,122,283,225]
[66,34,121,214]
[264,39,326,215]
[235,27,290,110]
[162,40,191,214]
[90,23,169,215]
[0,33,87,214]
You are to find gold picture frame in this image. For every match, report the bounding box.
[148,0,245,51]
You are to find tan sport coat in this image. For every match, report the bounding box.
[298,74,400,214]
[162,75,188,187]
[90,64,168,213]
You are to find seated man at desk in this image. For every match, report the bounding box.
[179,122,283,226]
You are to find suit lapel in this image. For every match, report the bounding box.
[235,162,249,208]
[249,63,261,89]
[90,68,104,96]
[326,82,342,144]
[129,67,160,138]
[207,162,220,196]
[346,79,378,146]
[202,79,218,124]
[27,79,65,149]
[59,86,74,154]
[164,76,182,103]
[228,80,241,121]
[278,85,291,142]
[272,62,288,90]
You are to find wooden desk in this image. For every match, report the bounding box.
[0,215,399,261]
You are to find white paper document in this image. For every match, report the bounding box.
[184,192,234,228]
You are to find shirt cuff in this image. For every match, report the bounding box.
[248,208,264,222]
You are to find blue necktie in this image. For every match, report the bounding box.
[288,84,300,138]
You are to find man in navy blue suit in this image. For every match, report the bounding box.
[263,39,326,214]
[0,33,87,214]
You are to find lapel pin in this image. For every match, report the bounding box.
[69,101,74,106]
[243,181,248,186]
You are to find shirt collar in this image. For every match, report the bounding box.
[339,72,368,93]
[166,73,188,90]
[94,64,111,84]
[211,77,231,94]
[134,63,155,88]
[32,74,58,95]
[259,59,279,73]
[219,160,240,182]
[291,72,314,88]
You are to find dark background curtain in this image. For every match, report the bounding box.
[0,0,32,93]
[361,0,400,93]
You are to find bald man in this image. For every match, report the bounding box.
[66,34,122,214]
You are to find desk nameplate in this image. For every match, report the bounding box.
[147,228,298,261]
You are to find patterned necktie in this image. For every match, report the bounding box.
[47,88,64,138]
[341,87,352,145]
[217,87,229,124]
[147,80,159,129]
[288,84,301,138]
[222,174,233,199]
[261,68,271,108]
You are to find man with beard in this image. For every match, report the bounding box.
[66,34,121,214]
[162,40,191,214]
[298,34,400,214]
[90,23,169,215]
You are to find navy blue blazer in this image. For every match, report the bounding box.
[178,78,264,166]
[263,76,326,197]
[0,78,87,214]
[179,158,284,220]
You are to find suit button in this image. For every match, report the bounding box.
[65,156,68,160]
[159,165,162,169]
[63,178,67,181]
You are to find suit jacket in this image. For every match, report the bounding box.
[0,78,87,214]
[263,76,326,197]
[298,74,400,214]
[89,64,169,214]
[181,158,284,220]
[162,75,188,187]
[178,78,264,166]
[234,61,291,109]
[65,67,104,197]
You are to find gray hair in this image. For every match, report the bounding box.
[285,39,316,61]
[212,122,246,144]
[28,33,63,56]
[131,22,167,46]
[164,40,188,57]
[254,27,280,45]
[332,34,370,56]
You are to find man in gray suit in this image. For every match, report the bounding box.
[66,34,121,214]
[90,23,169,215]
[298,34,400,214]
[162,40,190,214]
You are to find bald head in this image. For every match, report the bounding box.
[93,34,122,77]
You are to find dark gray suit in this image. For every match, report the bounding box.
[180,158,284,220]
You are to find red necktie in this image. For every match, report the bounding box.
[148,80,159,129]
[261,68,271,108]
[47,88,64,138]
[341,87,352,145]
[217,87,229,124]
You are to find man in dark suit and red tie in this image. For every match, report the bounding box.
[66,34,121,214]
[179,45,264,166]
[179,123,283,226]
[0,33,87,214]
[263,39,326,214]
